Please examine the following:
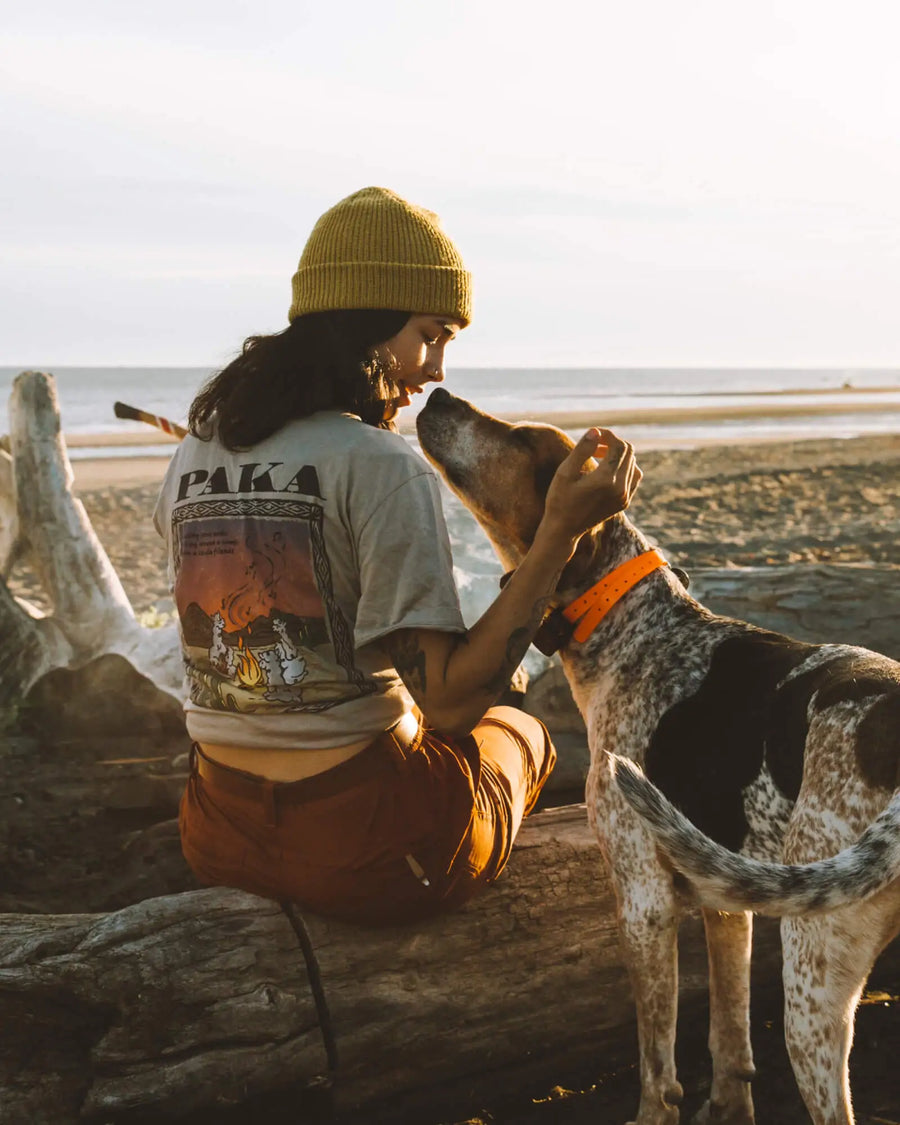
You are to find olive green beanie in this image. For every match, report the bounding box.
[288,186,472,325]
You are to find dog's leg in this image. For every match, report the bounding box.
[692,909,755,1125]
[781,904,891,1125]
[592,762,684,1124]
[614,876,684,1124]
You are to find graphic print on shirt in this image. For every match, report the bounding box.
[172,496,373,714]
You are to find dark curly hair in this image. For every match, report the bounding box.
[189,309,411,450]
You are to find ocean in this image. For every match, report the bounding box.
[2,366,900,457]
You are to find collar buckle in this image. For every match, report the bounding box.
[532,610,574,657]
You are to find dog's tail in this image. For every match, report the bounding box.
[612,755,900,916]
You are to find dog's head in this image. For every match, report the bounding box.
[416,388,592,574]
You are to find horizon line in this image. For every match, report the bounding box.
[3,363,900,373]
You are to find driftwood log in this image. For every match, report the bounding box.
[691,562,900,661]
[0,804,788,1125]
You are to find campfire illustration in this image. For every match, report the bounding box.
[234,636,264,689]
[206,612,309,696]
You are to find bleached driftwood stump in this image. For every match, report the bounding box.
[0,439,20,576]
[0,371,181,709]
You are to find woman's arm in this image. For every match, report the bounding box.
[383,428,641,735]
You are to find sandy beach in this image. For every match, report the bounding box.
[11,423,895,619]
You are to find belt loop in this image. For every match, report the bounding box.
[262,781,279,828]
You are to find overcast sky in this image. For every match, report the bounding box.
[3,1,900,368]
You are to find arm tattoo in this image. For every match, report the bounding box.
[385,631,428,697]
[483,596,552,697]
[442,631,469,683]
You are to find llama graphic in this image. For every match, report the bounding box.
[208,612,236,676]
[271,616,308,685]
[257,616,309,703]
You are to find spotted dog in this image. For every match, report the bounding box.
[416,387,900,1125]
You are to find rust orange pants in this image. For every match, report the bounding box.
[179,706,556,926]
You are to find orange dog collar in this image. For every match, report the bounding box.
[561,549,670,644]
[503,548,671,656]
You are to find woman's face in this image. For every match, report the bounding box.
[376,313,464,412]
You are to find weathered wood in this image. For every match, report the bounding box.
[9,371,135,645]
[4,371,182,699]
[691,561,900,660]
[0,443,22,577]
[0,578,71,711]
[0,805,784,1124]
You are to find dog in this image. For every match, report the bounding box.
[416,387,900,1125]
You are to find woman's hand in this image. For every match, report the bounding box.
[539,427,642,545]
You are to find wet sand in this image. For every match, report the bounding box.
[66,430,180,449]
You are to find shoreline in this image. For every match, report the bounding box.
[395,399,900,433]
[61,395,900,450]
[67,427,900,493]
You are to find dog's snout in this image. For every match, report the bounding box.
[419,387,467,434]
[428,386,453,406]
[422,386,465,417]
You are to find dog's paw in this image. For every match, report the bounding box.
[691,1098,754,1125]
[625,1108,681,1125]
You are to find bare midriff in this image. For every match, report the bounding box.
[198,737,372,782]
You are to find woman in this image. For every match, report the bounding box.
[154,186,641,925]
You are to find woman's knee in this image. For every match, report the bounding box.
[479,706,552,768]
[482,704,545,741]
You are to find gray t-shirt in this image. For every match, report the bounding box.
[153,411,465,748]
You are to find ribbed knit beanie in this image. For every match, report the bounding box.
[288,186,472,325]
